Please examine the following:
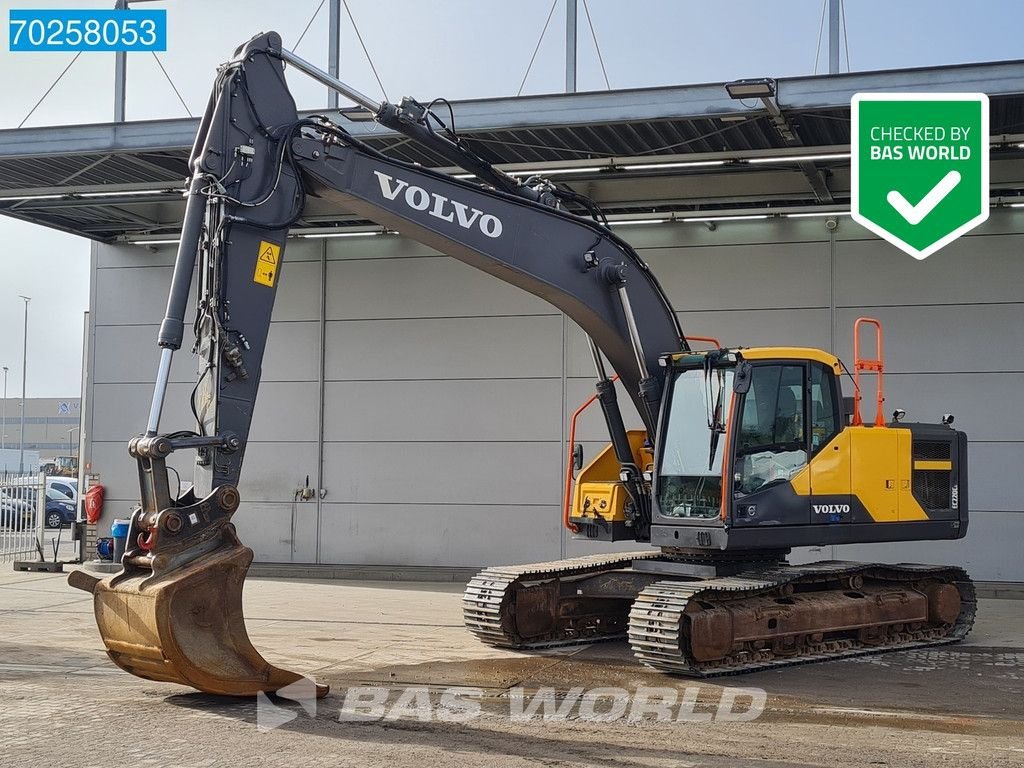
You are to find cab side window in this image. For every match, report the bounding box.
[809,363,840,453]
[736,364,805,452]
[735,364,807,495]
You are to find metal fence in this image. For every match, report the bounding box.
[0,472,45,563]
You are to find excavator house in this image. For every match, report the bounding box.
[69,32,975,695]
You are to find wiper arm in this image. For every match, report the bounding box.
[707,380,725,471]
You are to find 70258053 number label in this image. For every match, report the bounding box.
[9,9,166,52]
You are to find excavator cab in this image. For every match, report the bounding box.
[571,321,969,554]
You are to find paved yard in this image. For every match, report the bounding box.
[0,566,1021,767]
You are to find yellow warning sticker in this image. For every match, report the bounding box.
[253,240,280,287]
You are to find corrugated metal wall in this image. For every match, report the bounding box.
[87,212,1024,581]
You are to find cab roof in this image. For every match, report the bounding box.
[669,346,842,373]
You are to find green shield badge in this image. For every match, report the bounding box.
[851,93,989,260]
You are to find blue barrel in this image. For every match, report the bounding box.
[111,518,130,563]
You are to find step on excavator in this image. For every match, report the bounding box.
[69,32,975,696]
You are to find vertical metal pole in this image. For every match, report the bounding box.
[314,239,327,564]
[18,296,29,474]
[565,0,577,93]
[828,0,841,74]
[327,0,341,109]
[35,470,45,556]
[75,310,89,559]
[114,51,126,121]
[114,0,127,121]
[1,366,7,450]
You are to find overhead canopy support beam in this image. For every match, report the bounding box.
[328,0,341,109]
[760,91,834,203]
[829,0,841,74]
[565,0,577,93]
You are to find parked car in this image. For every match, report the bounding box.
[46,477,78,503]
[0,496,32,530]
[45,488,77,529]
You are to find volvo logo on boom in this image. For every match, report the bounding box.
[373,170,503,238]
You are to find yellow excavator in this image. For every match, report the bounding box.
[70,32,974,695]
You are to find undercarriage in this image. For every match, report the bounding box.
[463,550,976,675]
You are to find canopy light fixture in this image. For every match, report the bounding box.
[0,188,181,202]
[453,158,732,180]
[624,160,726,171]
[784,210,851,218]
[682,214,769,223]
[79,189,177,198]
[451,153,845,181]
[296,230,384,239]
[338,106,377,122]
[132,208,849,243]
[511,166,603,177]
[747,153,849,164]
[725,77,777,100]
[607,218,669,226]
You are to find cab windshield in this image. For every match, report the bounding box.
[657,366,734,519]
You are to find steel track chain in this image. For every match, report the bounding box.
[462,551,657,649]
[627,561,977,676]
[464,556,976,676]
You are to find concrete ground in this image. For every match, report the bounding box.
[0,566,1021,768]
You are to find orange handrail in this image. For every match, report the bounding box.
[563,375,619,533]
[686,335,723,349]
[852,317,885,427]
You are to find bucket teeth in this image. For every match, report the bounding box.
[67,570,101,595]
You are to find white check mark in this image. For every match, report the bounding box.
[886,170,961,225]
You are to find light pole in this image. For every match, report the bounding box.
[67,426,79,458]
[18,296,29,474]
[1,365,7,451]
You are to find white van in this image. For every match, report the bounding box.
[46,477,78,503]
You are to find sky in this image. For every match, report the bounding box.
[2,0,1024,396]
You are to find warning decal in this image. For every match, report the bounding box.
[253,240,280,287]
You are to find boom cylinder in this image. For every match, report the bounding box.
[587,337,637,470]
[157,174,207,350]
[616,284,662,429]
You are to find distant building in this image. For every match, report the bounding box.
[0,448,40,474]
[0,397,82,460]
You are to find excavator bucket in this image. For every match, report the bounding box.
[70,451,328,698]
[70,543,327,698]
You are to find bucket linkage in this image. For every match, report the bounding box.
[69,436,328,698]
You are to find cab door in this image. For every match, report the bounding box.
[730,362,810,527]
[807,362,852,524]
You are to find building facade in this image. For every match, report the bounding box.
[82,214,1024,582]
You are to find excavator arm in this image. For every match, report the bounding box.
[69,31,685,697]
